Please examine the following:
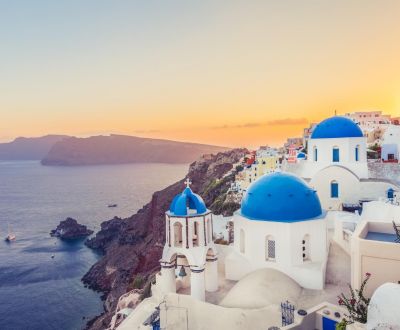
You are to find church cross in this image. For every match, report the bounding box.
[184,178,192,188]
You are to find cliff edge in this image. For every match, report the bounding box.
[82,148,246,329]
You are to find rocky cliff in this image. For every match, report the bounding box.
[82,148,246,329]
[42,134,230,166]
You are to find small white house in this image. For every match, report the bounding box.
[225,172,328,290]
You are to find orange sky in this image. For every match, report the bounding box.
[1,1,400,148]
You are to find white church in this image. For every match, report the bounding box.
[290,116,398,210]
[225,172,328,290]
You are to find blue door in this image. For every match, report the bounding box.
[323,317,337,330]
[388,188,394,199]
[331,182,339,198]
[333,148,340,162]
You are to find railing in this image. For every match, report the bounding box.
[281,300,295,326]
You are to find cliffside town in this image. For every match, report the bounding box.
[82,149,247,329]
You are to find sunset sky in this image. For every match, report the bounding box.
[1,1,400,148]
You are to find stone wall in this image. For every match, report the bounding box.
[368,162,400,183]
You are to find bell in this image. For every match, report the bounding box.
[178,265,187,278]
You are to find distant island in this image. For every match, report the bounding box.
[41,134,229,166]
[0,135,69,160]
[0,134,229,165]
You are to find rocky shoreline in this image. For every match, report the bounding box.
[50,217,93,240]
[81,149,246,329]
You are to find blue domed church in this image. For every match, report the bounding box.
[296,116,398,211]
[225,172,329,290]
[158,179,218,302]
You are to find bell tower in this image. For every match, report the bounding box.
[159,178,218,301]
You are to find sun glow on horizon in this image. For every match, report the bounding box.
[1,1,400,147]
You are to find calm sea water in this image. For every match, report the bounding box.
[0,161,188,330]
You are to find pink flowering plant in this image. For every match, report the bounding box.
[337,272,371,324]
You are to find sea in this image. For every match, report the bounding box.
[0,161,188,330]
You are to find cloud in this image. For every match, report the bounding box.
[211,122,263,129]
[211,118,308,129]
[133,129,161,134]
[267,118,308,125]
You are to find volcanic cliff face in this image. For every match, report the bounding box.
[82,148,247,329]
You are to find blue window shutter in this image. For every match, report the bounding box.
[331,182,339,198]
[333,148,339,162]
[355,147,359,161]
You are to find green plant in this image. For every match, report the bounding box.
[337,273,371,324]
[131,274,145,289]
[235,165,244,172]
[336,319,348,330]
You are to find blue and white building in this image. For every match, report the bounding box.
[225,172,328,290]
[158,180,218,301]
[295,116,398,210]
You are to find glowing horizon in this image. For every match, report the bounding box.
[1,1,400,148]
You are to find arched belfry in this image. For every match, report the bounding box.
[159,178,218,301]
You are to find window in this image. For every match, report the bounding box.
[173,222,183,247]
[314,147,318,162]
[331,181,339,198]
[265,236,276,261]
[332,147,340,162]
[240,229,245,253]
[193,221,200,247]
[355,145,359,162]
[302,235,310,261]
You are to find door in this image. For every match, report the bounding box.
[322,317,337,330]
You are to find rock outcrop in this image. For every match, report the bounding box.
[50,217,94,240]
[82,148,247,329]
[41,134,230,166]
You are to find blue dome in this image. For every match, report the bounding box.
[169,186,207,216]
[240,172,322,222]
[311,116,363,139]
[297,152,306,159]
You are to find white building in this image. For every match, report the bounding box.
[225,172,328,290]
[158,180,218,302]
[291,116,399,210]
[381,125,400,162]
[351,220,400,298]
[344,110,391,131]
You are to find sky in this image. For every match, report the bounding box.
[1,1,400,148]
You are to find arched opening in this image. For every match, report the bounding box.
[240,229,245,253]
[173,222,183,247]
[175,254,191,292]
[302,234,310,261]
[313,146,318,162]
[331,180,339,198]
[332,147,340,162]
[193,221,200,247]
[265,235,276,261]
[355,145,360,161]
